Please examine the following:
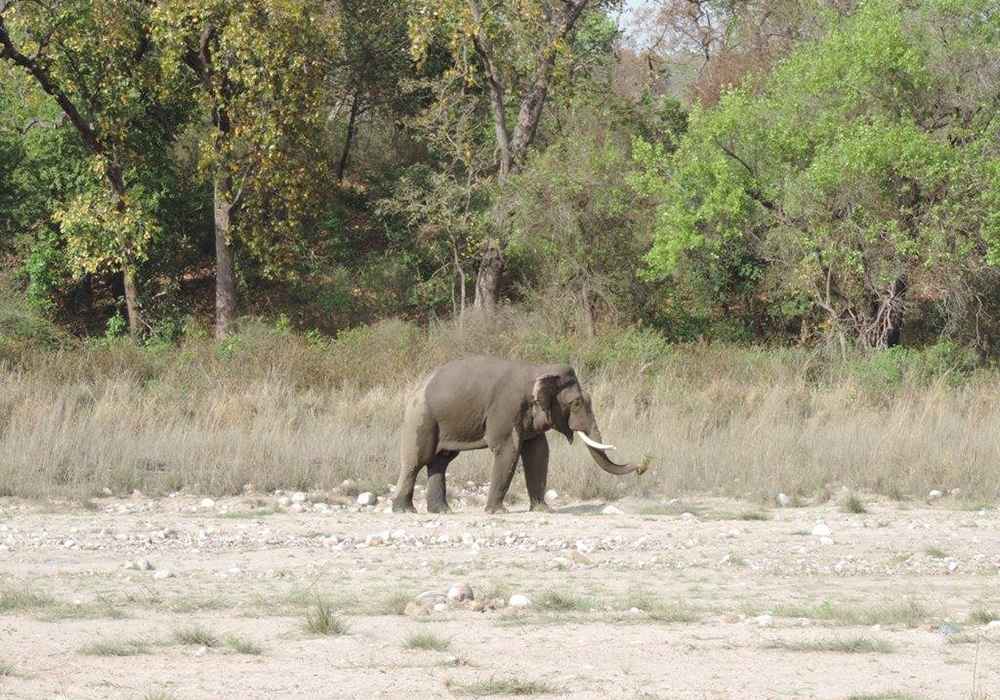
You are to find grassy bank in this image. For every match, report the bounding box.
[0,308,997,503]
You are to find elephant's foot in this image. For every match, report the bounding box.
[426,501,452,514]
[484,503,508,514]
[529,501,551,513]
[392,497,417,513]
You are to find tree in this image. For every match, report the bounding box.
[154,0,334,338]
[635,0,1000,349]
[0,0,174,338]
[408,0,606,311]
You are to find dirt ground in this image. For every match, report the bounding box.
[1,491,998,700]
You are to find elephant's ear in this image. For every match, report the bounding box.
[531,373,563,409]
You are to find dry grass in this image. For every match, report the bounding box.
[1,315,998,502]
[79,638,151,656]
[445,677,555,696]
[771,599,929,628]
[173,626,220,647]
[404,632,451,651]
[765,637,895,654]
[224,635,264,655]
[0,587,54,613]
[304,601,349,636]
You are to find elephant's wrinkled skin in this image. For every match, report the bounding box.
[392,356,644,514]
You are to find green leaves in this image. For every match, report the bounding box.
[636,0,1000,347]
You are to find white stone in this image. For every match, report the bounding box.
[199,498,215,509]
[947,560,959,573]
[986,620,1000,629]
[755,614,774,627]
[291,491,307,504]
[153,570,175,580]
[433,602,448,612]
[134,558,154,571]
[811,522,832,537]
[545,489,559,501]
[601,505,624,515]
[819,536,834,546]
[277,496,291,507]
[357,492,378,507]
[681,512,697,521]
[447,582,474,602]
[928,489,944,500]
[289,503,305,513]
[508,594,531,608]
[777,493,791,507]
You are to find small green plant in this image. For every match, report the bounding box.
[79,638,150,656]
[841,493,868,514]
[404,632,450,652]
[104,312,127,340]
[0,587,54,613]
[445,677,555,696]
[0,661,16,677]
[304,600,349,636]
[765,637,893,654]
[375,591,413,616]
[967,607,997,625]
[536,589,594,612]
[173,626,220,647]
[143,692,179,700]
[738,510,771,521]
[924,546,947,559]
[224,635,263,655]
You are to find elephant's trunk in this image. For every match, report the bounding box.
[576,429,646,476]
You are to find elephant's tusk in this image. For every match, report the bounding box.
[576,431,616,451]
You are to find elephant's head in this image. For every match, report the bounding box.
[532,369,646,476]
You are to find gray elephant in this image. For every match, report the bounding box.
[392,356,646,514]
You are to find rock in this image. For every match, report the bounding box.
[416,591,448,607]
[289,503,305,513]
[947,560,959,573]
[508,594,531,608]
[569,550,593,566]
[811,522,832,537]
[937,623,961,636]
[290,491,307,504]
[776,493,792,507]
[601,505,624,515]
[129,558,154,571]
[101,487,113,496]
[575,539,595,554]
[627,607,643,616]
[404,601,431,617]
[276,496,291,507]
[153,570,175,580]
[199,498,215,509]
[357,492,378,507]
[341,479,357,492]
[447,582,474,602]
[819,536,834,546]
[928,489,944,500]
[194,646,208,657]
[544,489,559,501]
[987,620,1000,629]
[755,614,774,628]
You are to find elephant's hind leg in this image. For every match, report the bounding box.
[426,450,458,514]
[393,389,437,513]
[522,435,550,512]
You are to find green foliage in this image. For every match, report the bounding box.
[637,0,1000,349]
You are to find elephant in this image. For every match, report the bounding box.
[392,355,646,514]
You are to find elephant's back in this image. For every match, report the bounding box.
[423,356,523,428]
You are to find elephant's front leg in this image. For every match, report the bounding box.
[484,435,521,514]
[521,435,550,512]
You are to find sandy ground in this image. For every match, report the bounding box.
[1,492,998,700]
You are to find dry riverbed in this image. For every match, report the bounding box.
[1,490,998,699]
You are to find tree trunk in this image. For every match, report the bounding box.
[335,89,360,184]
[214,176,237,339]
[123,267,143,340]
[473,239,503,311]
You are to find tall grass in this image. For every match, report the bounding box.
[1,312,998,501]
